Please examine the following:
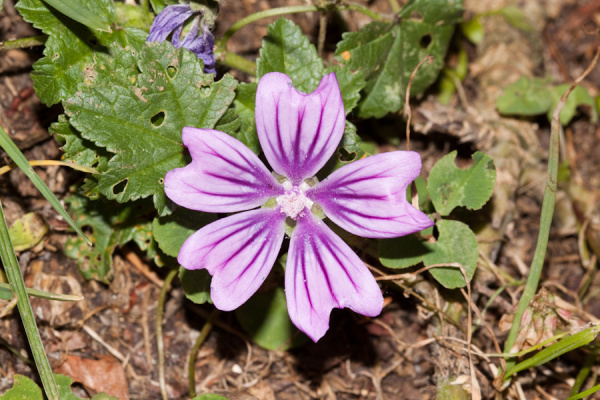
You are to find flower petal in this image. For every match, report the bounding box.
[177,20,216,73]
[307,151,433,238]
[286,213,383,342]
[179,208,286,311]
[147,5,193,43]
[255,72,345,184]
[165,128,283,213]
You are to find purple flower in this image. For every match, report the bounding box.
[164,72,433,341]
[147,4,216,74]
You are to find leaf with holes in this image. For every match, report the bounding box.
[64,194,153,282]
[325,65,367,115]
[257,18,324,93]
[17,0,147,106]
[64,41,238,215]
[318,122,366,179]
[427,151,496,216]
[335,0,463,118]
[422,220,478,289]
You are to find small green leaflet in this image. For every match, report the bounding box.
[0,374,117,400]
[379,220,478,289]
[427,151,496,216]
[64,41,237,215]
[233,82,260,154]
[497,76,597,125]
[41,0,113,32]
[335,0,464,118]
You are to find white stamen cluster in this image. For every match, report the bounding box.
[276,181,314,220]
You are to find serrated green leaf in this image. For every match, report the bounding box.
[325,65,366,115]
[50,114,110,170]
[257,18,324,93]
[0,375,43,400]
[65,42,238,215]
[235,287,308,350]
[335,0,463,118]
[427,151,496,216]
[233,82,260,154]
[64,194,153,282]
[115,2,153,30]
[422,220,478,288]
[214,108,241,137]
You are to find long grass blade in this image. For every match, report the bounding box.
[0,199,59,399]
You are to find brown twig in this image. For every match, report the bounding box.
[403,55,434,150]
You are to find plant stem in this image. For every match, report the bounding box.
[0,35,47,51]
[156,268,178,400]
[216,51,257,76]
[387,0,401,14]
[218,3,384,50]
[188,309,219,398]
[0,199,59,399]
[0,160,98,176]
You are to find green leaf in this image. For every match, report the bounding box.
[191,395,229,400]
[379,232,431,269]
[214,108,241,137]
[179,267,212,305]
[257,18,324,93]
[318,122,366,178]
[50,114,110,171]
[64,42,238,215]
[548,84,596,125]
[422,220,478,289]
[233,82,260,154]
[325,65,367,115]
[152,208,216,258]
[8,213,48,251]
[235,287,308,350]
[40,0,113,32]
[335,0,463,118]
[0,375,43,399]
[427,151,496,216]
[460,16,484,44]
[496,76,553,116]
[64,194,153,282]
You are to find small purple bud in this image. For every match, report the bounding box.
[147,4,216,74]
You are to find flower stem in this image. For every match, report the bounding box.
[0,199,59,400]
[0,160,98,176]
[0,35,47,51]
[217,51,257,75]
[218,3,385,50]
[188,309,220,398]
[156,268,178,400]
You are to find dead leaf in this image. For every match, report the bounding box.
[56,355,129,400]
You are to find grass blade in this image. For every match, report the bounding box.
[42,0,111,32]
[0,126,91,246]
[0,199,59,400]
[0,282,83,302]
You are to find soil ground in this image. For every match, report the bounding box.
[1,0,600,399]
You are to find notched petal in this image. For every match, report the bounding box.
[255,72,346,183]
[307,151,434,238]
[286,213,383,342]
[147,5,193,43]
[164,128,283,213]
[179,208,286,311]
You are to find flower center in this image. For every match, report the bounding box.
[276,181,314,220]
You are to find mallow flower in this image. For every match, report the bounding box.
[147,4,216,73]
[164,72,433,341]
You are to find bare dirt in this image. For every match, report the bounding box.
[1,0,600,399]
